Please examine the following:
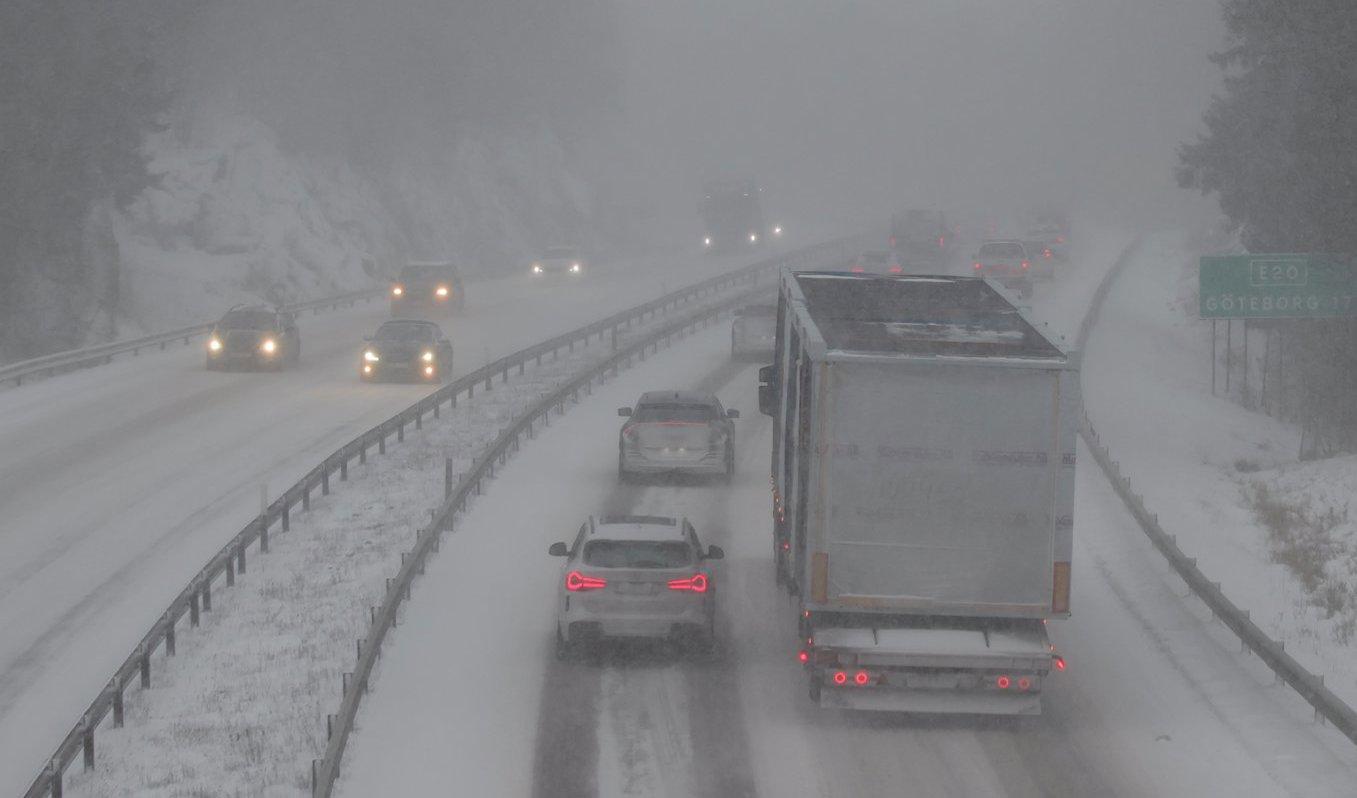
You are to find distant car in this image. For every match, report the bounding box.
[618,390,739,483]
[530,246,586,277]
[731,304,777,360]
[206,306,300,371]
[1026,222,1069,267]
[849,250,903,275]
[549,514,724,657]
[973,240,1033,298]
[390,261,464,317]
[360,319,454,382]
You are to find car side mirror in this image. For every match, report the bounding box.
[548,542,569,557]
[757,365,777,417]
[705,545,725,560]
[617,407,632,417]
[726,409,740,419]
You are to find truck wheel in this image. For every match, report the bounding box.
[808,674,823,704]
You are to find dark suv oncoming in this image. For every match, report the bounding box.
[206,306,300,371]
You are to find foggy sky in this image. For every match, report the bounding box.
[617,0,1225,235]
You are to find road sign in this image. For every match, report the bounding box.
[1199,254,1357,319]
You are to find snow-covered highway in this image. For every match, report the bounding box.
[0,251,753,796]
[333,319,1357,797]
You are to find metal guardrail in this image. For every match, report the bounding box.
[23,237,857,798]
[1075,238,1357,747]
[0,288,384,387]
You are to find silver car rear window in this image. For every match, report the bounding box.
[632,403,717,423]
[583,540,692,568]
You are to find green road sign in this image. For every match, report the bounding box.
[1199,254,1357,319]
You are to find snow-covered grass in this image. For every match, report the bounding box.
[60,290,740,796]
[1082,228,1357,712]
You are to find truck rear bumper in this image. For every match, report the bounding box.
[820,685,1042,715]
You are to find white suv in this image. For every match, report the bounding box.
[549,515,723,657]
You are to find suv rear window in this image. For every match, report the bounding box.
[632,403,717,423]
[979,243,1024,259]
[583,540,692,568]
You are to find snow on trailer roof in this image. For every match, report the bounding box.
[792,273,1064,359]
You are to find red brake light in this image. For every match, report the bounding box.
[1055,235,1065,244]
[853,670,870,686]
[938,236,946,248]
[889,236,896,247]
[1053,655,1067,672]
[798,650,809,663]
[1020,260,1030,270]
[1017,677,1032,691]
[973,262,983,270]
[889,265,902,274]
[668,573,709,593]
[1043,248,1053,259]
[996,675,1011,689]
[851,266,865,273]
[565,571,607,591]
[832,671,848,685]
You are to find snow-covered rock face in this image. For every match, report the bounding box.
[112,110,601,335]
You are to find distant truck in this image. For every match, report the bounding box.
[889,209,952,268]
[758,271,1077,715]
[700,180,772,252]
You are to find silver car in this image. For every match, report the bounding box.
[530,245,586,277]
[731,303,777,360]
[972,240,1033,298]
[617,391,739,482]
[549,515,724,656]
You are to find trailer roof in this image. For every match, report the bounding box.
[792,273,1065,359]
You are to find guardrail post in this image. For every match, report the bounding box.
[237,544,247,575]
[341,456,349,481]
[82,717,95,770]
[226,557,235,587]
[140,648,151,689]
[379,433,386,455]
[166,619,176,656]
[415,410,422,430]
[281,506,289,533]
[397,421,404,443]
[190,592,200,627]
[302,484,311,512]
[445,458,453,500]
[322,468,330,496]
[360,440,368,464]
[49,761,62,798]
[259,517,269,553]
[112,680,124,727]
[203,581,212,612]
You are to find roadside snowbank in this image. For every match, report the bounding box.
[1082,229,1357,710]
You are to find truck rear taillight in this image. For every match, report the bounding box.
[1021,260,1030,270]
[1052,561,1071,613]
[973,262,983,271]
[853,670,870,686]
[668,573,709,593]
[1043,248,1053,259]
[832,671,848,685]
[565,571,607,591]
[1053,655,1067,672]
[996,675,1011,689]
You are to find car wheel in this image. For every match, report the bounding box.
[555,624,571,661]
[618,451,633,484]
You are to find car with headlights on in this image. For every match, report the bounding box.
[549,514,724,657]
[360,319,453,382]
[530,245,586,277]
[618,390,739,483]
[390,261,464,317]
[205,306,300,371]
[731,303,777,360]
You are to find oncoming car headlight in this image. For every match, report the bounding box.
[570,263,581,273]
[260,338,277,354]
[363,350,380,363]
[749,232,759,243]
[531,263,543,274]
[703,236,712,247]
[773,225,783,236]
[391,285,404,297]
[421,350,434,363]
[208,337,222,352]
[435,285,449,297]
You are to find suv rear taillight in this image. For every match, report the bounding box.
[668,573,709,593]
[566,571,607,591]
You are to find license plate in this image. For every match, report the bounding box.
[906,673,961,690]
[615,582,656,595]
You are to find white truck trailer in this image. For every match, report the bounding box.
[757,271,1077,715]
